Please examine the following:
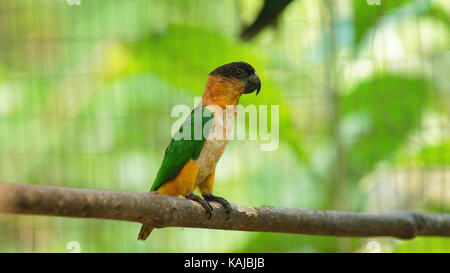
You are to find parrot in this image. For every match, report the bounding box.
[138,62,261,241]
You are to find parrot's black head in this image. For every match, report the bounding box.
[209,62,261,95]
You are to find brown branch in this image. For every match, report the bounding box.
[0,182,449,239]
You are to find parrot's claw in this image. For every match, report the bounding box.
[185,193,213,219]
[203,193,232,220]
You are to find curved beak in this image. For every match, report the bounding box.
[243,73,261,95]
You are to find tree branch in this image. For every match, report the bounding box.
[0,182,449,239]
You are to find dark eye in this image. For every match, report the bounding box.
[233,69,244,78]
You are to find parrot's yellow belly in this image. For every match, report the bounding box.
[194,105,235,185]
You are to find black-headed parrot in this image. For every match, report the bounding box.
[138,62,261,241]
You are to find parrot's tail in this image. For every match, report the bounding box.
[137,224,154,241]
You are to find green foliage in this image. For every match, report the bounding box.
[417,140,450,166]
[395,237,450,253]
[353,0,412,47]
[342,74,431,180]
[0,0,448,253]
[239,233,340,253]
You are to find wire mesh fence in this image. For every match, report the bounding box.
[0,0,448,252]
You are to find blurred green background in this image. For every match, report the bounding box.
[0,0,449,252]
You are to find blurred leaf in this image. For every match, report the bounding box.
[395,237,450,253]
[238,232,361,253]
[417,140,450,166]
[353,0,412,47]
[342,74,431,180]
[422,5,450,30]
[124,25,265,93]
[26,74,187,190]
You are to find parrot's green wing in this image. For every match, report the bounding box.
[150,107,214,191]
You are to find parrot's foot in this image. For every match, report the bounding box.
[185,193,213,219]
[203,193,232,220]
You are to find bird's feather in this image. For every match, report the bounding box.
[150,107,214,191]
